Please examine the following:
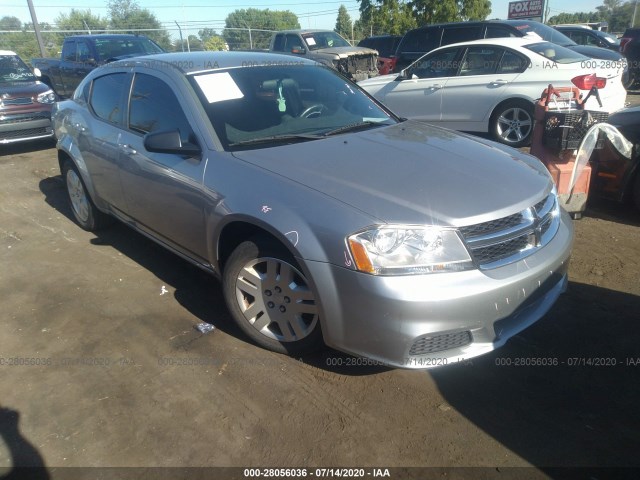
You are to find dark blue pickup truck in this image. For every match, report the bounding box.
[32,34,164,98]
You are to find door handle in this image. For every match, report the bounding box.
[120,144,137,155]
[490,79,508,86]
[430,84,443,90]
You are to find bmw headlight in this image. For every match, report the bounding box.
[347,226,474,275]
[36,90,56,104]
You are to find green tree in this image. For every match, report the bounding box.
[204,36,227,51]
[335,5,353,41]
[0,16,22,30]
[356,0,417,38]
[52,9,109,47]
[107,0,172,50]
[198,28,218,43]
[357,0,490,32]
[0,17,57,61]
[223,9,300,50]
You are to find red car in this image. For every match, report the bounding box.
[1,50,56,145]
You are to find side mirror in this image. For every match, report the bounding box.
[144,129,201,156]
[395,69,408,81]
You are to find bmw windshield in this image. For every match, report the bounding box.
[189,65,397,151]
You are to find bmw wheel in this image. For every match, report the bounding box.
[223,238,323,355]
[490,100,534,148]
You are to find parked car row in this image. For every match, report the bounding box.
[358,37,627,147]
[358,20,633,89]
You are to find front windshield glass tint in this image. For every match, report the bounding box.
[93,37,164,59]
[190,64,396,151]
[302,32,351,50]
[524,42,588,64]
[511,21,576,46]
[0,55,36,83]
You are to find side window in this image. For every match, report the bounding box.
[77,41,91,62]
[441,26,482,47]
[459,46,502,76]
[411,49,461,79]
[485,26,517,39]
[497,50,529,74]
[285,34,304,52]
[62,41,77,62]
[272,34,285,52]
[90,73,127,125]
[400,30,425,52]
[128,73,194,142]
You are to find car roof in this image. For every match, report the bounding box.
[67,34,149,40]
[114,51,319,75]
[430,36,542,50]
[276,29,342,35]
[407,19,542,31]
[555,25,593,30]
[0,50,18,55]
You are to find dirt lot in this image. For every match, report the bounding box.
[1,94,639,480]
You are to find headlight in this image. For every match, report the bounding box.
[347,225,474,275]
[36,90,56,104]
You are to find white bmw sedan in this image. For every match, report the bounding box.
[358,37,627,147]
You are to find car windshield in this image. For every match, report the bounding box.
[510,21,577,47]
[599,31,619,44]
[93,37,164,60]
[524,41,588,64]
[302,31,351,50]
[0,55,36,83]
[189,64,396,151]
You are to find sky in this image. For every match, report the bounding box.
[1,0,610,40]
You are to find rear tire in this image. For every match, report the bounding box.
[223,238,324,355]
[490,100,534,148]
[62,159,112,231]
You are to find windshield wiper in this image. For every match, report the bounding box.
[322,121,384,137]
[229,133,323,148]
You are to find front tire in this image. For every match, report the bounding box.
[62,159,111,231]
[490,100,534,148]
[223,238,323,355]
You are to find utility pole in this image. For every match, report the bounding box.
[632,0,638,28]
[175,21,184,52]
[243,22,253,49]
[26,0,46,57]
[83,20,92,34]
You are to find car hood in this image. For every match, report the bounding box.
[567,44,624,60]
[313,46,377,58]
[0,80,50,96]
[231,121,552,226]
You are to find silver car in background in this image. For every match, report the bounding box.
[53,52,573,368]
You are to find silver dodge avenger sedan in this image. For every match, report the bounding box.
[53,51,573,368]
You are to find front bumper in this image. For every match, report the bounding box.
[306,209,574,369]
[0,110,54,144]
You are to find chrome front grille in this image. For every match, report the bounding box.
[0,111,50,125]
[460,193,560,269]
[3,97,33,105]
[409,331,472,355]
